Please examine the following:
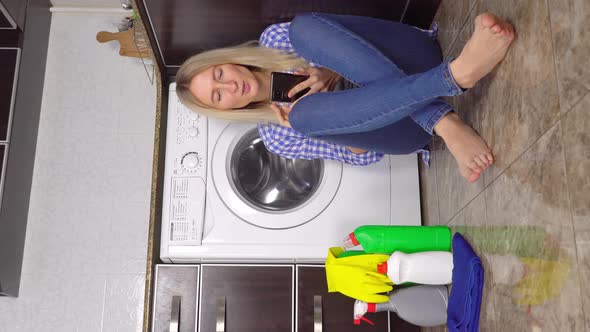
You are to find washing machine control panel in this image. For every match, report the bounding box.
[161,84,208,248]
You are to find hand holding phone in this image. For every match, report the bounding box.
[270,72,310,102]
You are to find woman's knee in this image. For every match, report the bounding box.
[290,13,332,48]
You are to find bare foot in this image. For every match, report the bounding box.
[450,12,515,89]
[434,112,493,183]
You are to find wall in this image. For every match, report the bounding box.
[0,11,156,332]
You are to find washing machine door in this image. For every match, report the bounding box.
[211,123,342,229]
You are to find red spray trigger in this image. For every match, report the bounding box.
[360,316,375,325]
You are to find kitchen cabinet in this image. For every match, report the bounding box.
[297,265,420,332]
[0,1,15,29]
[0,0,26,29]
[0,0,50,297]
[199,265,293,332]
[153,265,200,332]
[297,265,389,332]
[138,0,440,76]
[151,264,423,331]
[0,48,18,141]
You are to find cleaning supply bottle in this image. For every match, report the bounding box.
[353,285,448,327]
[343,225,451,254]
[378,251,453,285]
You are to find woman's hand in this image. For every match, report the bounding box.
[288,67,342,99]
[273,68,341,128]
[270,103,293,128]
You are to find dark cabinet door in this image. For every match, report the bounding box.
[0,143,5,190]
[200,265,293,332]
[153,265,200,332]
[0,0,50,298]
[0,48,18,141]
[0,4,16,29]
[297,265,389,332]
[142,0,408,67]
[0,0,25,29]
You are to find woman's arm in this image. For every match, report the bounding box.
[258,123,382,166]
[259,22,295,52]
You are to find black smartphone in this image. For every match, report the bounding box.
[270,72,310,102]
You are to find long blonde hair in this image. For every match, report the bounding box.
[176,41,309,122]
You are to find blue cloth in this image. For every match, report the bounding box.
[256,15,457,164]
[448,233,484,332]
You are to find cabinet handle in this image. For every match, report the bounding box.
[216,297,226,332]
[170,295,181,332]
[313,295,323,332]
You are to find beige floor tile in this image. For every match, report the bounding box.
[573,217,590,331]
[483,123,569,229]
[561,93,590,330]
[433,0,478,57]
[482,122,584,330]
[561,93,590,224]
[547,0,590,114]
[421,326,448,332]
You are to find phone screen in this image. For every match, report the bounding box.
[270,72,310,102]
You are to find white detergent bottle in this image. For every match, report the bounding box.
[377,251,453,285]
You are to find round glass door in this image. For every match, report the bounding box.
[230,129,323,212]
[211,123,342,229]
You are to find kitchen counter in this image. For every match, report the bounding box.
[130,5,164,331]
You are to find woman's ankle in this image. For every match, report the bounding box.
[433,111,462,137]
[449,57,474,89]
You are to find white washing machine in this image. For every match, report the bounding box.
[160,83,421,263]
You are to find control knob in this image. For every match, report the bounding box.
[181,152,200,170]
[187,126,199,137]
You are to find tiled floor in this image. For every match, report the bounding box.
[421,0,589,331]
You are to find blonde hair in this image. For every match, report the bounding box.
[176,41,309,123]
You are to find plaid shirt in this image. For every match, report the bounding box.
[257,22,430,166]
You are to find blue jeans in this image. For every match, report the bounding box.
[287,13,465,154]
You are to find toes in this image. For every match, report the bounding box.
[486,152,494,164]
[491,24,502,33]
[468,161,483,174]
[460,165,481,183]
[480,154,489,164]
[506,25,516,40]
[501,24,515,38]
[478,155,490,168]
[478,13,497,29]
[468,172,481,183]
[474,156,487,169]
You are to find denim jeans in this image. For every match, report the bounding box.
[287,13,465,154]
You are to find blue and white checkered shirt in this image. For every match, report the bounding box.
[257,22,430,166]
